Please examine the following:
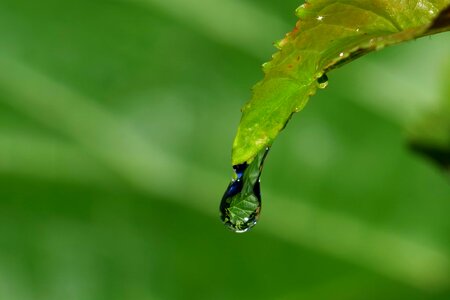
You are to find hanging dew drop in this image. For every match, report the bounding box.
[219,147,269,233]
[317,73,328,89]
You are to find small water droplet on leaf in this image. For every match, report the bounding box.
[317,73,328,89]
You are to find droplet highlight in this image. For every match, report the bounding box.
[220,147,269,233]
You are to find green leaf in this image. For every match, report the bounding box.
[232,0,450,165]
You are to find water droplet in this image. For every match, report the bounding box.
[317,73,328,89]
[220,147,269,233]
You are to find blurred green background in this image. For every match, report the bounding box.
[0,0,449,299]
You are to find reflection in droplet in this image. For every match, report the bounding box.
[219,147,270,233]
[317,73,329,89]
